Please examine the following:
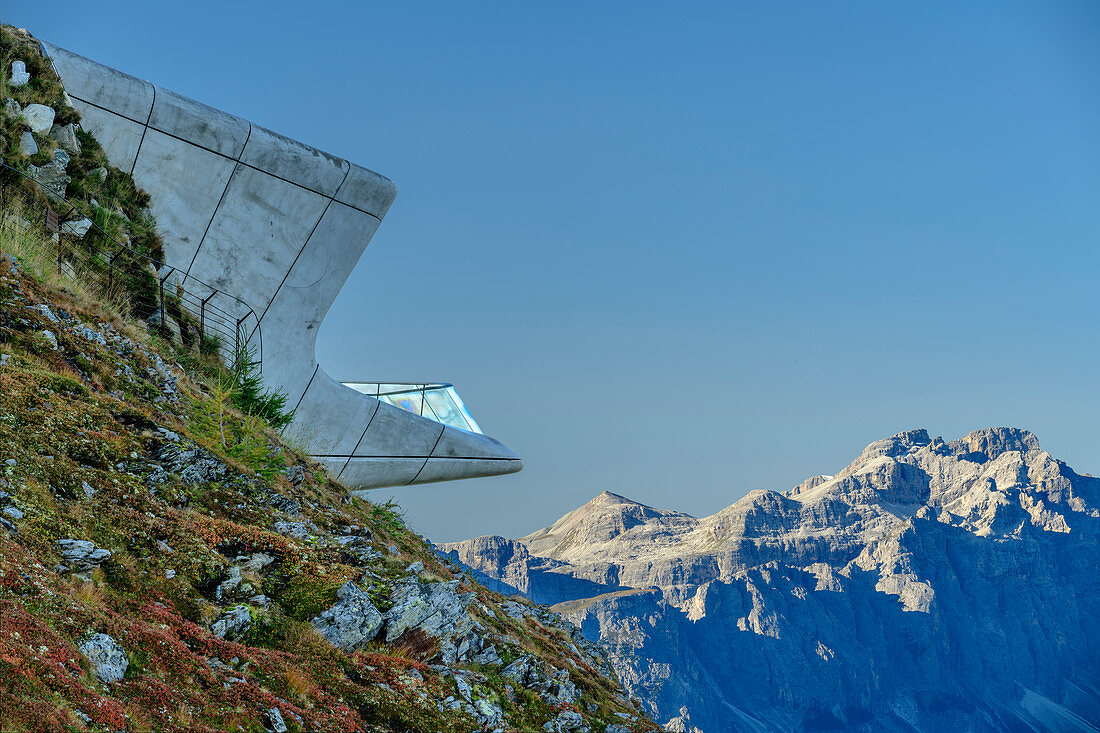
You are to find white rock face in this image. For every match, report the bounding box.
[447,428,1100,732]
[60,218,92,238]
[21,103,55,134]
[9,60,30,87]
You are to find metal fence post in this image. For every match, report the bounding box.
[159,267,174,313]
[235,315,249,371]
[200,291,215,347]
[3,163,263,376]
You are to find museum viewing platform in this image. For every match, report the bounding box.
[342,382,484,434]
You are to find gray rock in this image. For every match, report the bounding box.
[18,131,36,156]
[153,438,227,485]
[2,506,23,520]
[542,710,586,732]
[81,481,96,498]
[473,697,504,726]
[2,98,20,117]
[39,330,58,350]
[405,560,424,574]
[243,552,275,572]
[605,726,631,733]
[49,123,81,154]
[267,708,288,733]
[21,103,55,135]
[382,578,477,665]
[147,307,181,344]
[273,520,313,539]
[0,354,9,368]
[9,60,29,87]
[56,539,111,571]
[502,656,578,704]
[28,149,70,197]
[215,566,242,601]
[61,218,93,238]
[311,581,383,651]
[78,633,128,683]
[211,605,252,640]
[89,166,108,183]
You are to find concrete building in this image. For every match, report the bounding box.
[40,41,522,491]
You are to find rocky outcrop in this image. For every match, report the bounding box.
[56,539,111,572]
[310,581,383,652]
[21,102,54,134]
[448,428,1100,732]
[79,633,128,684]
[27,148,70,197]
[502,655,579,706]
[210,605,253,641]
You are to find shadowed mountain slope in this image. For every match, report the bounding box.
[445,428,1100,732]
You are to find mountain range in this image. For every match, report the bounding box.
[444,428,1100,732]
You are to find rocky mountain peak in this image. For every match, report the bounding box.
[838,428,932,477]
[592,490,635,504]
[520,490,697,558]
[949,426,1041,463]
[451,427,1100,731]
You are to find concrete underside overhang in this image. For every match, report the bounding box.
[40,40,522,489]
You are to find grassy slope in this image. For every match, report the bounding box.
[0,220,657,733]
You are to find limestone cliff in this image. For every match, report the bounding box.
[445,429,1100,732]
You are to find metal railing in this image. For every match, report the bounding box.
[0,161,260,369]
[342,382,484,434]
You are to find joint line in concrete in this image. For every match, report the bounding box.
[68,93,382,222]
[407,426,447,485]
[290,363,321,416]
[256,162,352,326]
[129,84,156,177]
[336,398,382,482]
[184,122,253,279]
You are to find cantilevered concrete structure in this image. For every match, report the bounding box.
[41,41,522,490]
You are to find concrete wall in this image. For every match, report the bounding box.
[41,41,522,490]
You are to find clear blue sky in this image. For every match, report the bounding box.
[12,2,1100,542]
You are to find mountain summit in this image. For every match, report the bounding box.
[445,428,1100,732]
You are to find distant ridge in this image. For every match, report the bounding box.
[445,428,1100,732]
